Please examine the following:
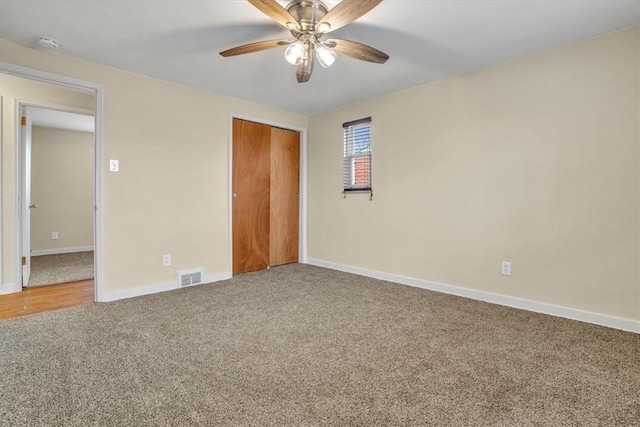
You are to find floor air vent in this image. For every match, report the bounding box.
[177,268,204,287]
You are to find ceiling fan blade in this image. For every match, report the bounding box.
[248,0,300,30]
[327,38,389,64]
[318,0,383,33]
[220,39,290,57]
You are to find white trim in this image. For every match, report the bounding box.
[306,258,640,334]
[0,283,20,295]
[17,101,93,117]
[0,62,105,302]
[0,96,3,289]
[228,117,233,274]
[31,246,94,256]
[94,80,105,302]
[299,124,308,263]
[14,100,23,292]
[228,114,308,276]
[101,272,232,302]
[0,63,98,94]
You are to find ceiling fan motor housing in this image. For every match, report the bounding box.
[286,0,329,33]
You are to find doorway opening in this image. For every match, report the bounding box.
[22,106,95,290]
[0,62,104,311]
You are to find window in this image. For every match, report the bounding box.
[343,117,372,192]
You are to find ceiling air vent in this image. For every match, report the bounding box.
[177,268,204,287]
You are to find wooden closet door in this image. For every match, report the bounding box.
[269,127,300,266]
[232,119,271,274]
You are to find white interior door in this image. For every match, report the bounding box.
[21,107,33,287]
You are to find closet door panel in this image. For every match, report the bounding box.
[232,119,271,274]
[269,127,300,266]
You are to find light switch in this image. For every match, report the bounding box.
[109,159,119,172]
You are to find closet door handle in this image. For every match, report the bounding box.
[233,192,238,198]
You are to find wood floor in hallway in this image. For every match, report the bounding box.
[0,280,94,320]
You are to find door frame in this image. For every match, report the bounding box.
[1,62,105,302]
[229,114,307,274]
[18,103,32,287]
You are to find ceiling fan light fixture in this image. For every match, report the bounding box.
[316,44,336,68]
[296,50,315,83]
[284,41,305,65]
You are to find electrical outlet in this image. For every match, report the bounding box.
[51,232,58,240]
[162,254,171,267]
[109,159,119,172]
[501,261,512,276]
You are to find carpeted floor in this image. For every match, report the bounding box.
[0,264,638,426]
[28,251,94,287]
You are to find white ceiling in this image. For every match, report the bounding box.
[28,107,95,133]
[1,1,638,116]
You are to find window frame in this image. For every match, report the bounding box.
[342,117,372,193]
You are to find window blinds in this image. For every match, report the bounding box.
[343,117,372,192]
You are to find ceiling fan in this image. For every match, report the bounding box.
[220,0,389,83]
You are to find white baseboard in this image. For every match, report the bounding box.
[305,258,640,334]
[100,272,232,303]
[31,246,94,256]
[0,282,21,295]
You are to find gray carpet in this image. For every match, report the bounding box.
[28,251,94,287]
[1,264,638,426]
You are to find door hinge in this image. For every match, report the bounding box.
[21,256,26,266]
[21,116,26,126]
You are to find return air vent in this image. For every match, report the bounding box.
[177,268,204,287]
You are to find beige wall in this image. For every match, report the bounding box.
[308,26,640,321]
[0,39,307,294]
[2,26,637,322]
[0,74,94,289]
[31,126,94,252]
